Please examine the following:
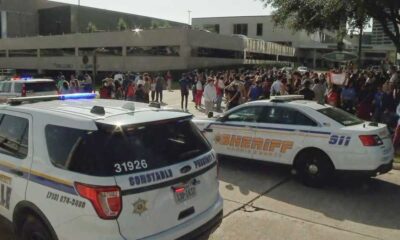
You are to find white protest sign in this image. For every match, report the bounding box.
[330,72,346,85]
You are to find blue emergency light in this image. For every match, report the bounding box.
[59,93,97,100]
[8,93,97,105]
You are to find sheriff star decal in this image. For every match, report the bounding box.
[133,199,148,216]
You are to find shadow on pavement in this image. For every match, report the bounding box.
[218,156,400,230]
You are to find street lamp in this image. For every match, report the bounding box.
[77,0,81,33]
[188,10,192,26]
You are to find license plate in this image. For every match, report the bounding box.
[174,184,196,203]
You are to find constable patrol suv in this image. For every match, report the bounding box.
[0,94,222,240]
[195,95,394,187]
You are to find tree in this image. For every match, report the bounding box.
[117,18,129,31]
[261,0,400,53]
[347,3,370,66]
[150,20,172,29]
[260,0,349,50]
[86,22,97,33]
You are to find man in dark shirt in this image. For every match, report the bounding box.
[299,81,315,101]
[179,74,190,111]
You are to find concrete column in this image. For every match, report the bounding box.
[1,11,7,38]
[313,49,317,69]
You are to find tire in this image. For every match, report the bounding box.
[295,150,334,188]
[20,215,53,240]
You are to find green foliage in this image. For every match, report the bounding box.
[150,20,172,29]
[260,0,400,51]
[117,18,129,31]
[86,22,97,33]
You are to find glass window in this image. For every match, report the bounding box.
[45,119,211,176]
[257,23,263,36]
[25,81,58,93]
[224,106,263,123]
[127,46,180,57]
[40,48,75,57]
[9,49,37,57]
[0,115,29,159]
[3,82,11,92]
[79,47,122,57]
[203,24,220,33]
[192,47,244,59]
[318,107,363,126]
[233,24,248,35]
[0,50,6,57]
[259,107,317,126]
[78,47,96,56]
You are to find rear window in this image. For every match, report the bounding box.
[45,118,211,176]
[25,81,57,93]
[318,107,364,126]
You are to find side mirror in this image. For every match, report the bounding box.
[208,111,214,118]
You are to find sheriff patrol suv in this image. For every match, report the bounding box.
[0,94,222,240]
[195,95,394,187]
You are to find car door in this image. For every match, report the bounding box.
[0,82,7,103]
[254,105,317,165]
[206,106,263,160]
[0,82,13,103]
[0,111,32,220]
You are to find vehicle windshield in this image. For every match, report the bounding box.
[45,118,211,176]
[318,107,364,126]
[25,81,58,92]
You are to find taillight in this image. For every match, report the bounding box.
[359,135,383,146]
[172,186,186,193]
[75,183,122,220]
[21,84,26,97]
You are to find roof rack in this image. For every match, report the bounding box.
[7,93,97,106]
[270,95,304,103]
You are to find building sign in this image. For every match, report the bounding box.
[322,51,358,63]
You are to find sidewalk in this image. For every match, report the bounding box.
[162,90,226,118]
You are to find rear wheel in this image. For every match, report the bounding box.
[20,215,53,240]
[295,150,334,188]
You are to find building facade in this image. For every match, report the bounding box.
[193,15,397,67]
[0,1,296,75]
[0,28,295,74]
[0,0,185,39]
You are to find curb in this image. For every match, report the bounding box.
[394,163,400,171]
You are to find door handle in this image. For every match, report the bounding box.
[203,128,213,133]
[10,169,24,177]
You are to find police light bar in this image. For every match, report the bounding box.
[270,95,304,102]
[8,93,97,105]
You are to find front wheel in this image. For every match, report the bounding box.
[20,215,53,240]
[295,150,334,188]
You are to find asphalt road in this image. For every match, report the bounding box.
[3,159,399,240]
[209,158,400,240]
[1,91,400,240]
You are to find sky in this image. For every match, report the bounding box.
[52,0,274,23]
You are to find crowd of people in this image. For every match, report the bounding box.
[55,64,400,149]
[55,65,400,130]
[56,73,94,94]
[97,71,174,103]
[178,66,399,124]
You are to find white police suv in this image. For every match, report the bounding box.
[0,94,222,240]
[195,96,394,187]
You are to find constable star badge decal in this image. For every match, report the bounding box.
[133,199,148,215]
